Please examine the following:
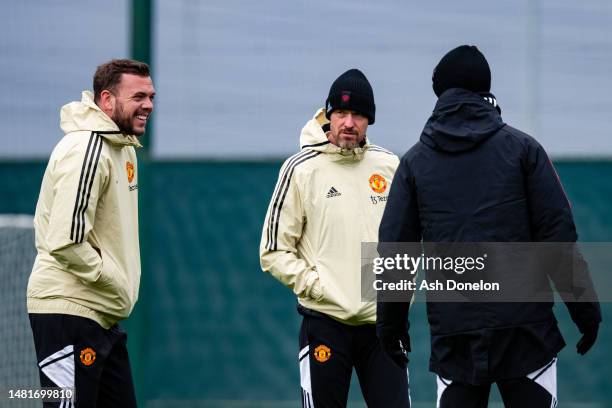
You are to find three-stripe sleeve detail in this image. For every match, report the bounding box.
[70,133,94,242]
[368,145,394,155]
[70,132,103,243]
[266,150,320,251]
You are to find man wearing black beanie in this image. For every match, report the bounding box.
[377,45,601,407]
[325,68,376,125]
[432,45,491,97]
[260,69,411,407]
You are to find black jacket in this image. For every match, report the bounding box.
[377,88,601,384]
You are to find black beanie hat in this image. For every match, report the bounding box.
[325,69,375,124]
[432,45,491,97]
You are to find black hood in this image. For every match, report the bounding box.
[420,88,505,153]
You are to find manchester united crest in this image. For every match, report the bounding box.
[126,161,135,183]
[369,174,387,194]
[314,345,331,363]
[80,347,96,366]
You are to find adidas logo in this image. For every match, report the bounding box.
[326,187,341,198]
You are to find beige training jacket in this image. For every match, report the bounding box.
[27,91,142,329]
[260,108,399,325]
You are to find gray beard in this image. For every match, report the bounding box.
[327,131,360,150]
[337,140,359,150]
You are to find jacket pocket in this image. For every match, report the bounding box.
[309,270,324,302]
[95,254,131,315]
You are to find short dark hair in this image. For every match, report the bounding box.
[93,59,150,103]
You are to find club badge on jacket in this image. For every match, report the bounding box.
[369,174,387,194]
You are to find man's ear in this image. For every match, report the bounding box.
[98,90,115,116]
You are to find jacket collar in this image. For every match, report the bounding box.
[60,91,142,148]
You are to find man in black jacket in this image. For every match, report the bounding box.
[377,45,601,407]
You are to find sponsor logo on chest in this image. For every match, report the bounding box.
[322,173,390,204]
[326,186,341,198]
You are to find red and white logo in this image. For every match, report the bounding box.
[369,174,387,194]
[126,162,135,183]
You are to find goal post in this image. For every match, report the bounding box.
[0,214,39,407]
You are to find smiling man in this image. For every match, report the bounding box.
[260,69,410,407]
[27,59,155,407]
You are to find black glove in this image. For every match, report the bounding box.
[379,332,410,369]
[576,324,599,355]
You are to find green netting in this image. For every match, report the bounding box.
[0,215,38,408]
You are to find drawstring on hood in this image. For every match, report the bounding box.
[60,91,142,147]
[420,88,505,153]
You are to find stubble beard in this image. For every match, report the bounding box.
[337,139,359,150]
[329,127,362,151]
[112,102,142,136]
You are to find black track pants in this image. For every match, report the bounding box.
[298,313,410,408]
[29,313,137,408]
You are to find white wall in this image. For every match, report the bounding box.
[1,1,610,159]
[152,0,612,159]
[0,0,129,159]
